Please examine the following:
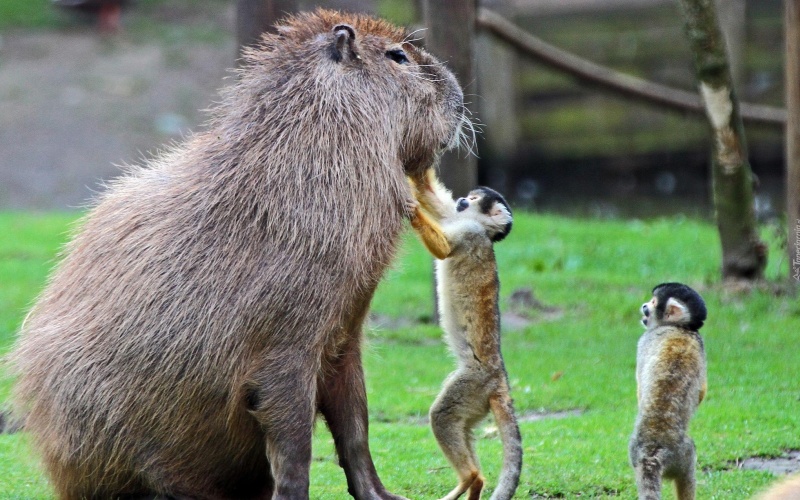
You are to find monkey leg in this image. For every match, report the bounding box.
[487,390,522,500]
[430,371,489,500]
[672,439,697,500]
[633,455,663,500]
[439,470,482,500]
[248,359,317,500]
[319,334,408,500]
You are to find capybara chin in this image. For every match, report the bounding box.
[10,9,464,500]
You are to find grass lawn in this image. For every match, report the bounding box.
[0,1,64,30]
[0,211,797,499]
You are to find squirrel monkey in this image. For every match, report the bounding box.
[630,283,708,500]
[409,170,522,500]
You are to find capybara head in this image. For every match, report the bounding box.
[226,9,466,177]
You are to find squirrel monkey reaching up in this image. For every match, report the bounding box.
[630,283,708,500]
[408,170,521,500]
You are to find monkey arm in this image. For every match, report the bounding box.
[406,168,454,259]
[635,364,642,405]
[408,168,456,221]
[409,205,451,259]
[699,380,707,405]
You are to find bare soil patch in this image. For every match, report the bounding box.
[517,408,585,423]
[0,4,236,209]
[737,450,800,475]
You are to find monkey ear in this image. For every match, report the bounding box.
[488,204,512,242]
[664,297,689,324]
[489,204,512,227]
[332,24,360,62]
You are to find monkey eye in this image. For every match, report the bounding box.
[386,48,409,65]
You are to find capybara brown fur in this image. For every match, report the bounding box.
[10,10,465,500]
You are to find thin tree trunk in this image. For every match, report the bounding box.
[236,0,298,57]
[677,0,767,281]
[714,0,746,92]
[476,1,518,192]
[787,0,800,284]
[422,0,478,197]
[422,0,479,323]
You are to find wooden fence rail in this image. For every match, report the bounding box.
[476,7,787,129]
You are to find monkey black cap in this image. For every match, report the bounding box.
[652,282,707,330]
[474,186,513,242]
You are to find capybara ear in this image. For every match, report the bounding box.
[332,24,359,62]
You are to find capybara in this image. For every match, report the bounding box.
[11,9,465,499]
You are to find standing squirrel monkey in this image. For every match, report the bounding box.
[408,169,522,500]
[630,283,708,500]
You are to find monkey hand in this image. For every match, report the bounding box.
[409,205,451,260]
[408,169,453,219]
[404,196,419,220]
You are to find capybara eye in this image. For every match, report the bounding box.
[386,48,409,65]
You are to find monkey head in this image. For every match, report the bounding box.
[454,186,513,242]
[641,282,706,331]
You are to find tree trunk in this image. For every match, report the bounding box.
[421,0,479,322]
[476,1,518,192]
[714,0,746,92]
[677,0,767,281]
[787,0,800,284]
[422,0,478,197]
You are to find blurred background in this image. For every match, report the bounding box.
[0,0,786,218]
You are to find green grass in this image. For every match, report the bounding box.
[0,0,65,30]
[1,212,798,498]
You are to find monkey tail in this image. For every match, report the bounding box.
[635,456,663,500]
[488,391,522,500]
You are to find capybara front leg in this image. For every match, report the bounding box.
[319,345,408,500]
[249,364,317,500]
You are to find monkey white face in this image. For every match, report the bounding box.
[642,296,691,329]
[454,187,513,242]
[640,297,657,328]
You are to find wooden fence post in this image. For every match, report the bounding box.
[715,0,746,91]
[237,0,298,55]
[787,0,800,284]
[476,1,518,191]
[422,0,479,196]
